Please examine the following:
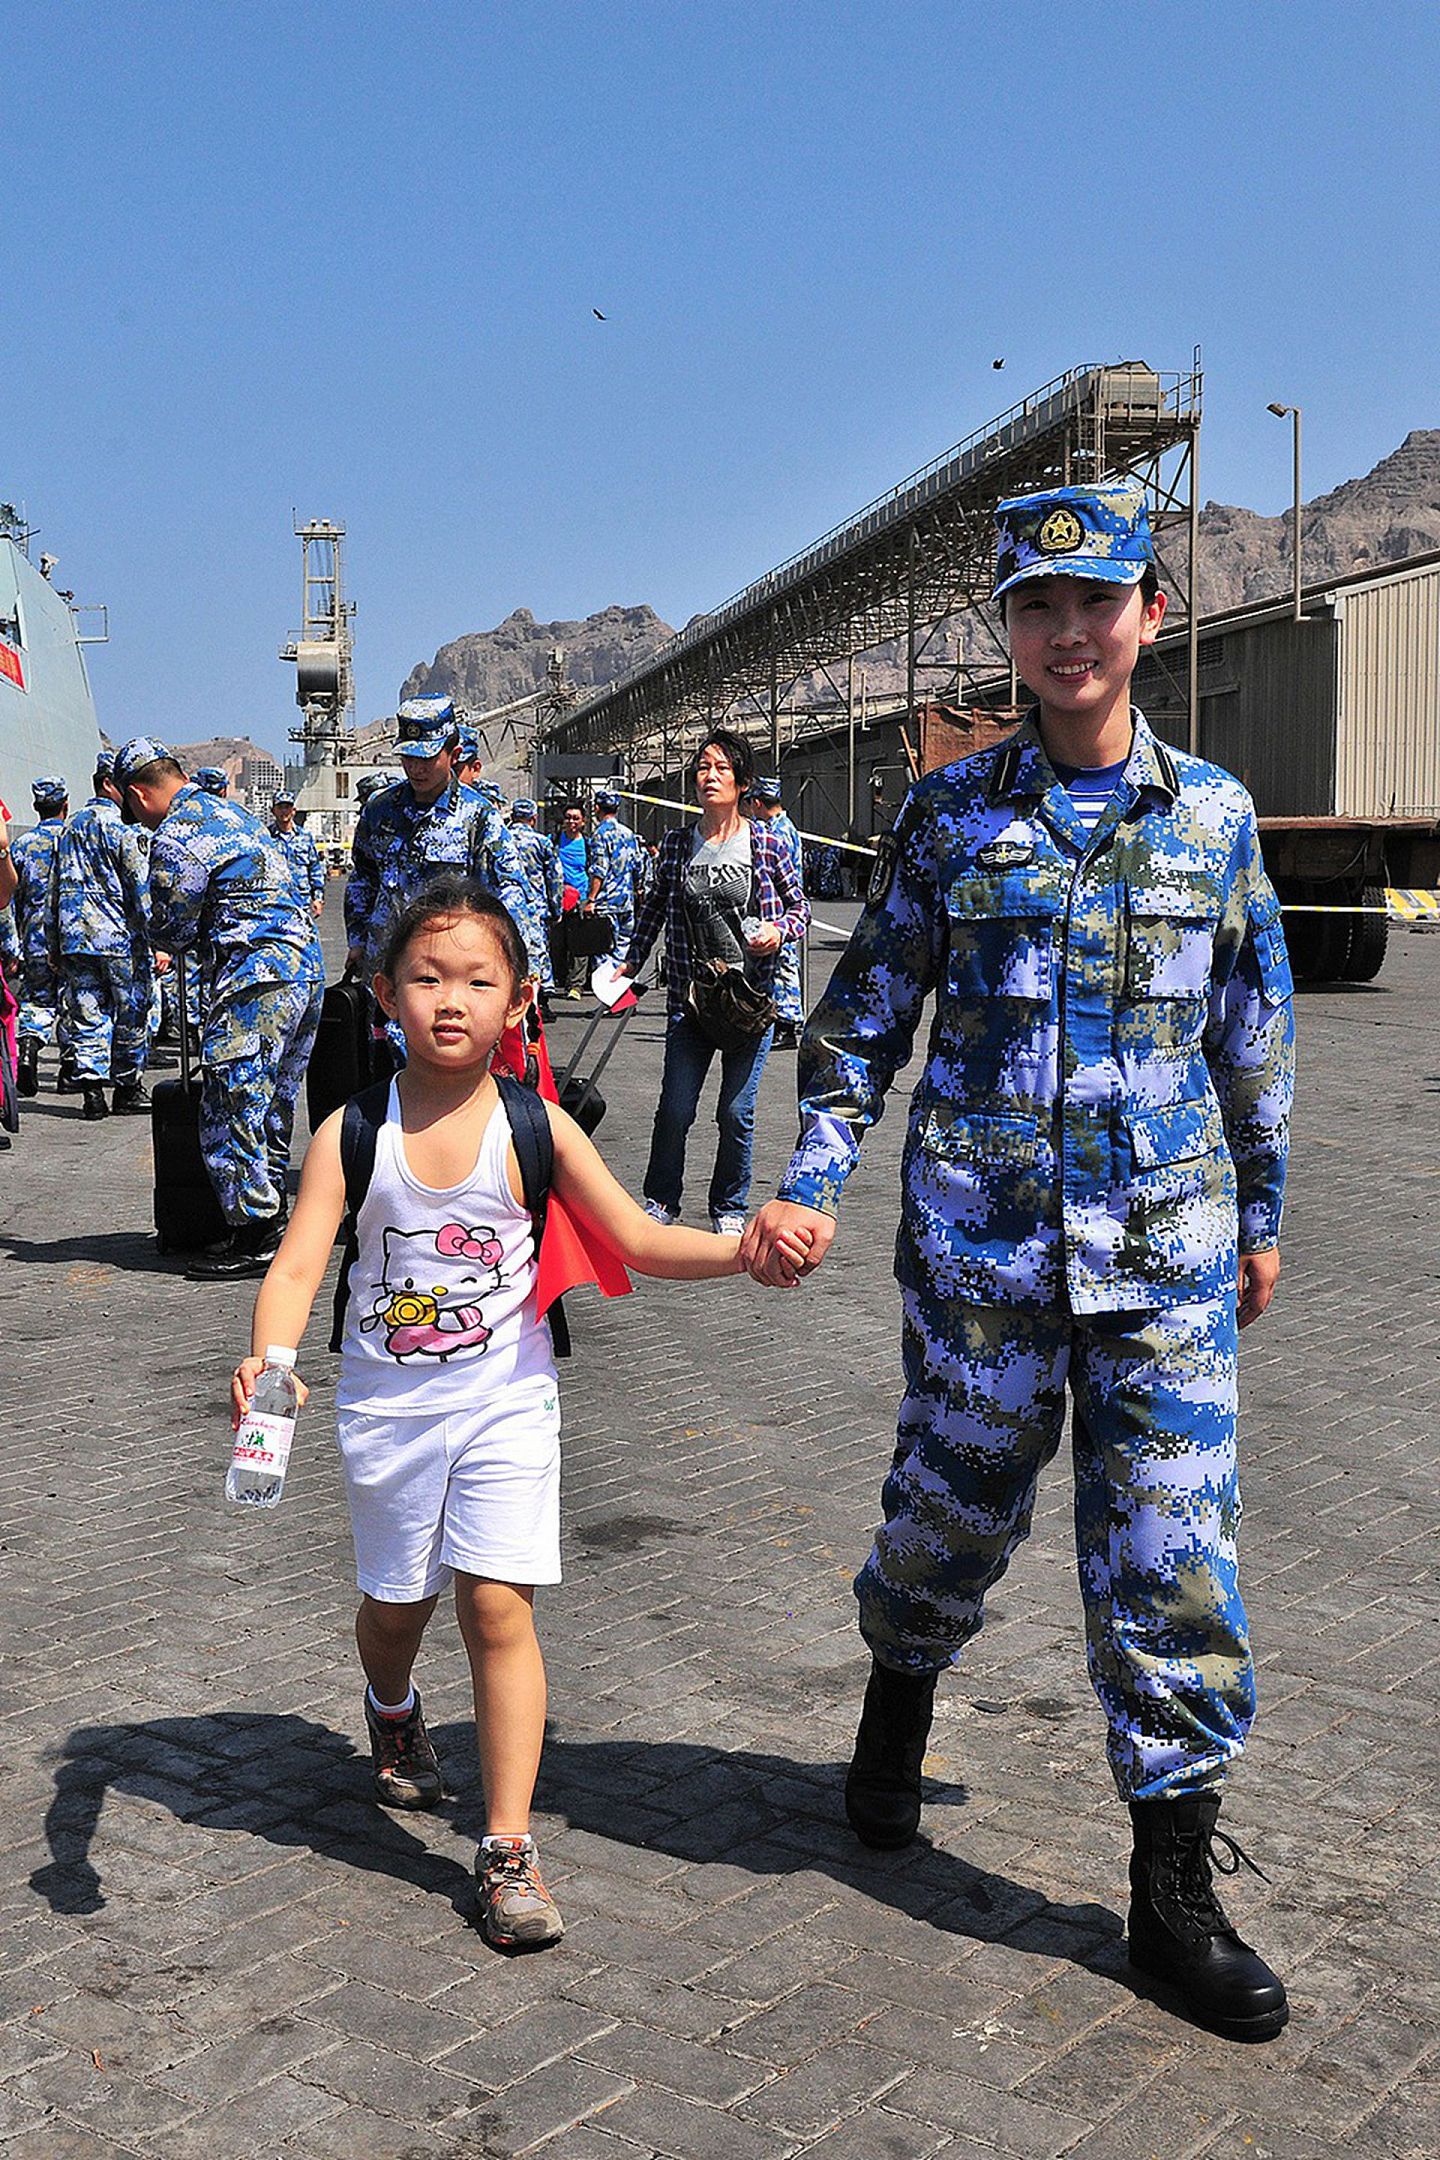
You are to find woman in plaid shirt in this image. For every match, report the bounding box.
[617,730,808,1235]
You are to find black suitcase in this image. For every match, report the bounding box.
[152,958,227,1254]
[305,976,397,1131]
[564,911,616,960]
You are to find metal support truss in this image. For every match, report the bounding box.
[540,358,1202,771]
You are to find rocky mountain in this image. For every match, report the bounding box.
[1188,428,1440,614]
[400,604,675,712]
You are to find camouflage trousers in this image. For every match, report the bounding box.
[61,955,152,1082]
[199,974,324,1224]
[772,936,803,1024]
[856,1288,1252,1802]
[18,958,75,1055]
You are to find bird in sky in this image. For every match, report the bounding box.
[992,358,1005,369]
[593,308,608,321]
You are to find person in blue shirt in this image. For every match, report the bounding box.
[115,738,324,1279]
[552,804,591,997]
[11,776,74,1097]
[744,483,1295,2044]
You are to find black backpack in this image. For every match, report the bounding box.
[328,1073,571,1358]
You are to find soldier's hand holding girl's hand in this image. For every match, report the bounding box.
[231,1356,310,1428]
[741,1201,834,1287]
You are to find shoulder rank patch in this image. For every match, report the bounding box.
[867,830,900,910]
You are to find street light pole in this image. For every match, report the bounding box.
[1267,401,1303,622]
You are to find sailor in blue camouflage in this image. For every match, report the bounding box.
[455,724,507,813]
[586,789,646,955]
[10,776,73,1057]
[344,698,536,978]
[764,483,1294,1803]
[53,754,154,1087]
[748,777,805,1025]
[507,799,564,992]
[115,738,324,1226]
[268,790,327,917]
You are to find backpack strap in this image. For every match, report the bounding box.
[494,1073,570,1358]
[328,1077,393,1354]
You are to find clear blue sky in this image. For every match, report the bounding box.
[7,1,1437,754]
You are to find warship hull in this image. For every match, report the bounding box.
[0,535,104,823]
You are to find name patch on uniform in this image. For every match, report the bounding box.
[975,839,1035,871]
[867,831,900,909]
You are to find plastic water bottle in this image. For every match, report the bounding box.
[227,1348,299,1508]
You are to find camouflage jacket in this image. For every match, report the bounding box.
[778,712,1294,1314]
[344,777,533,976]
[269,821,327,907]
[146,786,320,1000]
[588,816,646,914]
[10,817,66,966]
[510,824,564,919]
[54,799,151,962]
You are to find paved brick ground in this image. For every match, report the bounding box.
[1,896,1437,2158]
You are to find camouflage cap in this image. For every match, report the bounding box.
[31,774,68,807]
[356,773,391,803]
[510,798,538,818]
[113,736,176,786]
[271,788,296,808]
[396,694,460,758]
[93,749,117,783]
[993,481,1153,600]
[193,766,228,794]
[455,726,480,763]
[594,787,621,809]
[748,775,783,803]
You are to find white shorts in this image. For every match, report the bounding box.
[335,1376,562,1602]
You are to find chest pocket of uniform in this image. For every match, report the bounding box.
[1125,1094,1224,1171]
[945,863,1067,1001]
[1125,875,1221,1000]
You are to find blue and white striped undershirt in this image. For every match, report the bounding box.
[1050,756,1129,839]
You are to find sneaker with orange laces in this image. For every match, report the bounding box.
[474,1836,565,1949]
[364,1688,444,1810]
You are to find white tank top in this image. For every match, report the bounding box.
[337,1082,557,1414]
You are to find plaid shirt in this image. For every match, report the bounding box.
[625,819,809,1016]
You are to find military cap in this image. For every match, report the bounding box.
[113,736,175,786]
[594,787,621,810]
[395,695,460,758]
[455,726,481,763]
[93,748,117,782]
[749,775,783,804]
[993,481,1153,600]
[194,766,228,794]
[356,773,390,803]
[31,774,68,808]
[271,787,296,808]
[510,797,537,818]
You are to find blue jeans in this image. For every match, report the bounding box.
[643,1010,772,1221]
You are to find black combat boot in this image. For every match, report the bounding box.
[1127,1793,1288,2041]
[81,1083,110,1120]
[111,1079,151,1115]
[186,1214,283,1280]
[17,1041,39,1098]
[844,1658,938,1849]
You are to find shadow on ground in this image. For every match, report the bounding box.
[30,1712,1129,1987]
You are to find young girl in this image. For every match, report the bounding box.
[231,875,793,1950]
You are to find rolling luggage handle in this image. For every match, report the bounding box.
[176,951,196,1088]
[553,1000,636,1128]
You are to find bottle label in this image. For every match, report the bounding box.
[231,1411,295,1476]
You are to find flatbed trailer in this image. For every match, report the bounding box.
[1259,815,1440,983]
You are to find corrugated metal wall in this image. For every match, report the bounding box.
[1336,566,1440,816]
[1197,616,1338,816]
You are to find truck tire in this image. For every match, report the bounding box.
[1341,883,1389,982]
